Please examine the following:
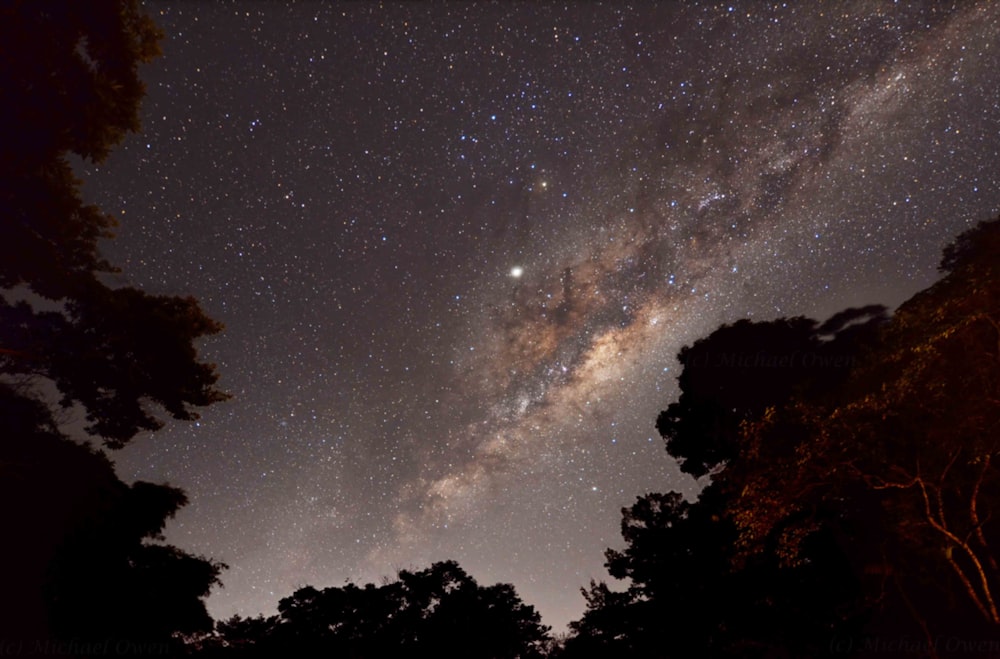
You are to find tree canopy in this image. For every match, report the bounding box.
[199,561,551,659]
[0,0,227,450]
[0,1,228,650]
[564,217,1000,657]
[731,217,1000,645]
[656,307,886,477]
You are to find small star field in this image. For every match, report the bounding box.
[79,1,1000,631]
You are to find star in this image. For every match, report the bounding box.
[79,0,1000,635]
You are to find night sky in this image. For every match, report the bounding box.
[78,1,1000,632]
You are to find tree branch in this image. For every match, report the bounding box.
[970,453,998,572]
[917,479,1000,624]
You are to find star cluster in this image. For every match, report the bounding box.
[80,2,1000,630]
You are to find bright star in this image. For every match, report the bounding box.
[510,266,524,278]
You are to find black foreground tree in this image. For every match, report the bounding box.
[563,216,1000,658]
[563,307,883,659]
[196,561,551,659]
[0,0,227,650]
[731,217,1000,653]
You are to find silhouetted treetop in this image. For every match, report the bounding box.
[657,307,886,477]
[567,218,1000,657]
[0,0,227,448]
[0,2,227,651]
[0,382,225,648]
[939,216,1000,275]
[725,215,1000,644]
[1,0,161,168]
[1,0,160,298]
[209,561,550,659]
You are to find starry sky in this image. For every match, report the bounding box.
[78,1,1000,632]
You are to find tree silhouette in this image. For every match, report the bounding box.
[562,484,865,658]
[0,1,227,649]
[731,217,1000,649]
[565,307,891,656]
[657,308,886,477]
[0,0,226,449]
[203,561,550,658]
[569,216,1000,657]
[0,381,226,651]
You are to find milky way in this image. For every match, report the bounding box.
[81,2,1000,630]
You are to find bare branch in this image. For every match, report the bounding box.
[970,454,999,572]
[918,479,1000,623]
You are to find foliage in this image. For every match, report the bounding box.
[562,483,865,659]
[0,0,227,449]
[0,1,228,649]
[656,307,886,477]
[731,217,1000,646]
[0,382,226,648]
[565,219,1000,656]
[201,561,551,659]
